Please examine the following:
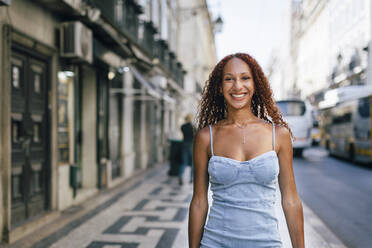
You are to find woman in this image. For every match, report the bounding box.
[188,53,304,248]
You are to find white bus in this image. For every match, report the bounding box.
[318,86,372,163]
[276,100,313,156]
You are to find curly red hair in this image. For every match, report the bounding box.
[196,53,292,137]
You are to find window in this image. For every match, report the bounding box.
[34,74,41,93]
[12,120,21,143]
[33,123,41,143]
[12,66,21,88]
[276,100,306,116]
[332,112,352,124]
[358,97,370,118]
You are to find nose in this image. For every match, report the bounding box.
[233,78,244,90]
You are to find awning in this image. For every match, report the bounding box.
[129,66,162,99]
[111,66,179,103]
[162,93,176,104]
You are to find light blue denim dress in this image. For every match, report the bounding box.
[200,124,282,248]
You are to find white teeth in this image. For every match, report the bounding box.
[232,94,246,98]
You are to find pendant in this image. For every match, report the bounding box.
[235,119,258,144]
[236,123,246,144]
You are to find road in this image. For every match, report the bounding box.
[294,146,372,248]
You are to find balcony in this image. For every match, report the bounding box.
[168,52,175,75]
[155,39,169,66]
[86,0,184,90]
[140,21,157,57]
[175,62,185,89]
[152,40,185,89]
[89,0,142,43]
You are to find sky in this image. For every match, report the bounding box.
[207,0,291,69]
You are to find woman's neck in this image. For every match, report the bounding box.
[225,107,259,125]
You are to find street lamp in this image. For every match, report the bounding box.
[213,16,223,33]
[178,4,224,33]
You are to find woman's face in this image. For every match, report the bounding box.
[221,57,255,110]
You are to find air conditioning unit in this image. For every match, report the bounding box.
[60,21,93,64]
[0,0,11,5]
[62,0,81,10]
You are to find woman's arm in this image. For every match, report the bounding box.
[277,126,305,248]
[188,127,210,248]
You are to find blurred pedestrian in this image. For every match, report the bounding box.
[178,113,195,185]
[188,53,304,248]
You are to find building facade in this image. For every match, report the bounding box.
[290,0,371,106]
[176,0,217,128]
[328,0,370,88]
[0,0,216,243]
[290,0,330,100]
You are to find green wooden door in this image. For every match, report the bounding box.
[10,50,49,227]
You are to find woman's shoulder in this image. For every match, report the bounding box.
[274,124,292,145]
[194,126,211,145]
[274,123,290,135]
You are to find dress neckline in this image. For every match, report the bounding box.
[210,150,277,164]
[208,123,276,162]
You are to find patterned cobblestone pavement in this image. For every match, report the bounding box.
[39,164,191,248]
[7,163,347,248]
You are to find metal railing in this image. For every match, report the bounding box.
[88,0,116,25]
[140,21,157,57]
[87,0,184,89]
[89,0,141,42]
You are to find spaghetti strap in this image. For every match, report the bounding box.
[272,122,275,151]
[209,125,214,156]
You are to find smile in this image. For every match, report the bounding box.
[230,93,247,100]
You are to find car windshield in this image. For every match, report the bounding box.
[276,101,306,116]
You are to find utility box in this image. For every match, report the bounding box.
[60,21,93,64]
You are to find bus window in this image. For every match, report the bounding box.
[332,112,352,124]
[313,120,319,127]
[357,97,370,118]
[277,101,306,116]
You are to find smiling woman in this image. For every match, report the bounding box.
[197,53,293,132]
[188,53,305,248]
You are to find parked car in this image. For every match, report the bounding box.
[276,99,313,156]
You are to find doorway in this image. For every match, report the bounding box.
[10,49,50,227]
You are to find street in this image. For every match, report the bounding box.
[295,147,372,248]
[6,146,371,248]
[2,0,372,246]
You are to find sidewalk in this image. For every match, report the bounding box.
[275,183,347,248]
[6,163,347,248]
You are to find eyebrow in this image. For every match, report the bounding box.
[223,72,251,76]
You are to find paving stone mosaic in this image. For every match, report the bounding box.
[44,166,192,248]
[12,163,347,248]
